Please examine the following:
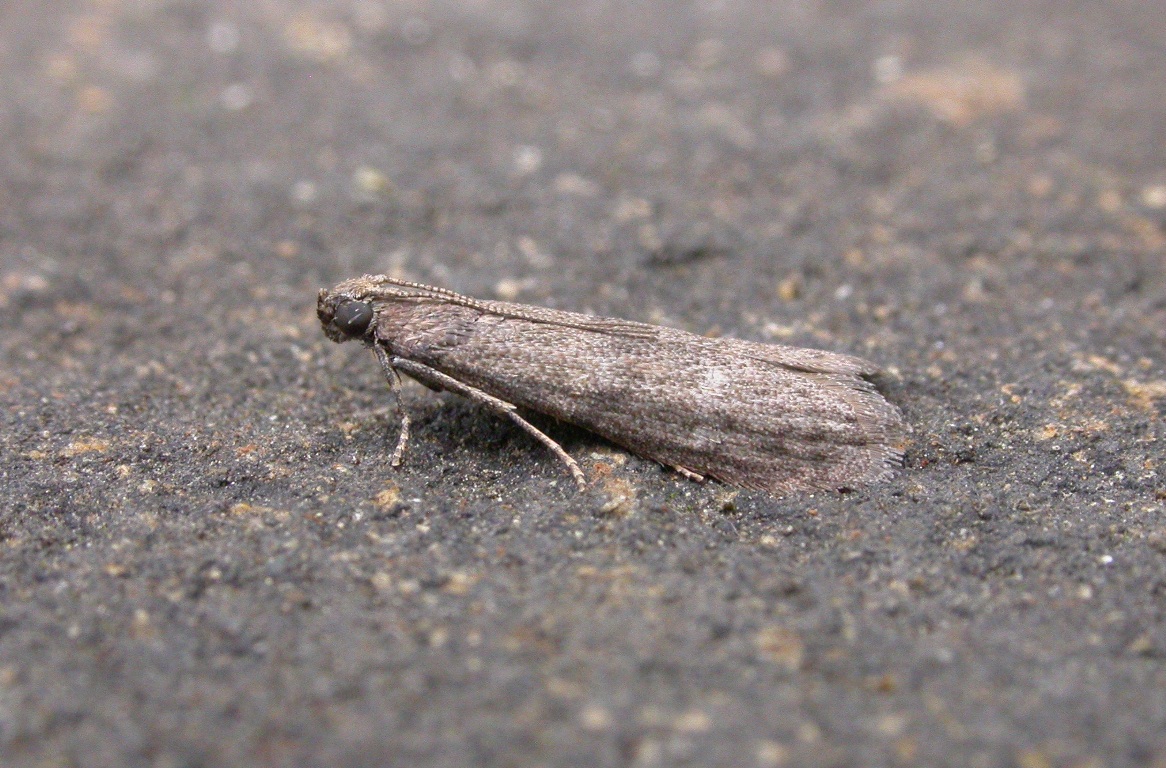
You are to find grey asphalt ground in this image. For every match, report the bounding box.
[2,1,1165,766]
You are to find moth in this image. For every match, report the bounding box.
[317,275,906,494]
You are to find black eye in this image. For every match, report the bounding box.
[333,300,373,335]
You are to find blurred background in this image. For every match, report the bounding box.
[1,1,1164,766]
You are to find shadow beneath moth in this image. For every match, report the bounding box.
[318,275,907,494]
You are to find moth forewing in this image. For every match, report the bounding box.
[317,275,906,494]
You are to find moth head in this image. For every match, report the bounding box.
[318,288,375,343]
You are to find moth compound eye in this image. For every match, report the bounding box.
[333,300,373,336]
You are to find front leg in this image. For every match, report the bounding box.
[374,345,411,466]
[388,356,587,490]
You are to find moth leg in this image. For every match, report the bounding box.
[389,357,588,490]
[373,345,411,466]
[672,465,707,483]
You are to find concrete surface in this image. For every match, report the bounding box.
[1,1,1165,766]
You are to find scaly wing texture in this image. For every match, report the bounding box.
[409,313,905,494]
